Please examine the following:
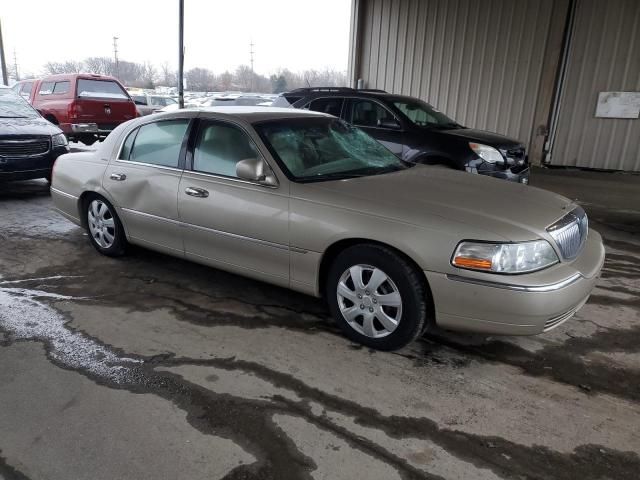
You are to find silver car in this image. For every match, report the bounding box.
[51,107,605,350]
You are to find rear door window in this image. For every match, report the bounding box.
[22,82,33,95]
[124,119,189,168]
[77,79,128,100]
[348,99,397,128]
[53,81,70,95]
[132,95,148,105]
[306,97,344,117]
[38,82,55,96]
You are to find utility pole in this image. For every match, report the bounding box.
[13,48,19,81]
[178,0,184,108]
[249,40,255,92]
[0,19,8,85]
[112,36,120,78]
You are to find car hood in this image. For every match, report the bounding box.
[300,165,574,241]
[0,116,62,136]
[436,127,521,148]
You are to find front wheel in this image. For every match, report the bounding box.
[85,195,127,257]
[326,244,432,351]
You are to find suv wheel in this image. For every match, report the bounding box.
[326,244,431,350]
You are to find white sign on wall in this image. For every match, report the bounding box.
[595,92,640,119]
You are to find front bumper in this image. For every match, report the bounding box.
[479,167,530,184]
[425,229,605,335]
[0,146,68,181]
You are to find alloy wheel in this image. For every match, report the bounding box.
[336,264,403,338]
[87,199,116,249]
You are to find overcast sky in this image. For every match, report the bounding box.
[0,0,351,77]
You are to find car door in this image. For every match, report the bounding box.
[178,118,290,288]
[103,117,192,255]
[345,98,405,157]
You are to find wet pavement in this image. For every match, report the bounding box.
[0,169,639,480]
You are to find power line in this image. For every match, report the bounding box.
[250,40,255,73]
[112,36,120,78]
[13,48,19,81]
[249,40,255,91]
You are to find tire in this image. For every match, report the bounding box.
[80,135,98,146]
[84,195,127,257]
[326,244,431,351]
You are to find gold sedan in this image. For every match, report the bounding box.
[51,107,604,350]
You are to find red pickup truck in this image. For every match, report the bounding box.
[12,74,137,145]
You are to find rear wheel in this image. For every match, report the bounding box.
[326,244,431,350]
[85,195,127,256]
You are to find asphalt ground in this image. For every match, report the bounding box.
[0,167,638,480]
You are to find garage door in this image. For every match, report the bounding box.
[548,0,640,171]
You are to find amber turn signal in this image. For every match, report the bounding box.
[452,256,493,270]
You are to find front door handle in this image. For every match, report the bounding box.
[110,173,127,181]
[185,187,209,198]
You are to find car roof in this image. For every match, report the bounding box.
[283,88,420,104]
[160,106,331,123]
[40,73,120,82]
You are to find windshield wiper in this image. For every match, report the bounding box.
[299,165,409,183]
[0,115,29,118]
[299,172,368,182]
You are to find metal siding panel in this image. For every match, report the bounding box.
[551,0,640,171]
[386,0,401,91]
[353,0,556,149]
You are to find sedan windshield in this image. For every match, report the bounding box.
[392,98,461,128]
[255,118,411,182]
[0,90,39,118]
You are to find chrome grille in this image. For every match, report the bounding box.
[0,138,50,157]
[547,206,589,260]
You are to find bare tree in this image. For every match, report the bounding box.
[159,62,176,87]
[233,65,253,91]
[139,62,157,88]
[217,71,233,91]
[301,68,347,88]
[84,57,114,76]
[39,57,347,94]
[185,67,216,91]
[44,61,83,75]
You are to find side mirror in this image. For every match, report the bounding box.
[134,99,147,106]
[236,158,277,186]
[377,119,401,129]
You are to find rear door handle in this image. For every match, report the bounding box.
[110,173,127,181]
[185,187,209,198]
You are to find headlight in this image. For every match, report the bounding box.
[452,240,559,274]
[469,142,503,163]
[52,133,68,147]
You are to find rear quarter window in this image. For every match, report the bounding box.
[53,81,70,95]
[77,79,129,100]
[38,82,55,95]
[123,120,189,168]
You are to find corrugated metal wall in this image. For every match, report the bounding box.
[353,0,556,148]
[549,0,640,171]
